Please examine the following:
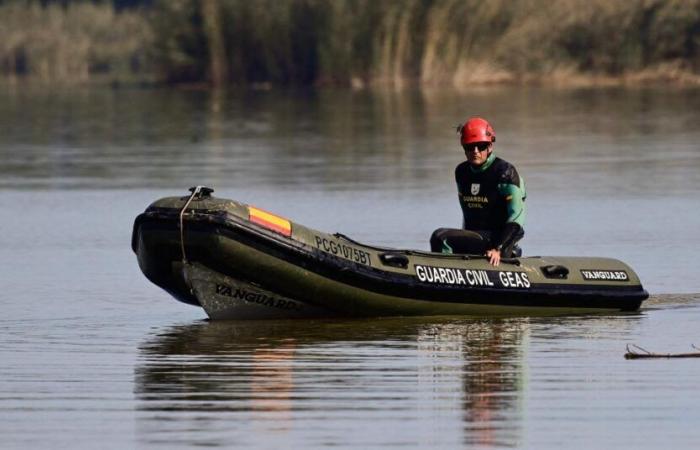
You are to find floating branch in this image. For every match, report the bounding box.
[625,344,700,359]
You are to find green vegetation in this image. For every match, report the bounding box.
[2,0,699,86]
[0,1,153,83]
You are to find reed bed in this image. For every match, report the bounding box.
[2,0,699,86]
[0,1,153,83]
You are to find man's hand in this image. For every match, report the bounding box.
[486,248,501,266]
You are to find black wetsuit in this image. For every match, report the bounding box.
[430,153,526,256]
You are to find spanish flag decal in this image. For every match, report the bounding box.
[248,206,292,237]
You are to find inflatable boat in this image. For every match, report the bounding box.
[131,187,648,320]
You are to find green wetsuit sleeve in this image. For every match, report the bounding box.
[498,179,526,227]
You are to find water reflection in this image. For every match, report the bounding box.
[135,318,527,447]
[458,322,523,447]
[3,85,698,192]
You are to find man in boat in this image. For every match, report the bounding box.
[430,117,526,266]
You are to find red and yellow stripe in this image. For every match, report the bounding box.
[248,206,292,237]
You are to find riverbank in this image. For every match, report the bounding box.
[2,0,699,88]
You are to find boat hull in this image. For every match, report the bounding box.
[132,191,649,319]
[184,262,333,320]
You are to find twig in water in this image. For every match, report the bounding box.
[625,344,700,359]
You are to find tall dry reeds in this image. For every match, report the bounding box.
[1,0,699,86]
[174,0,700,87]
[419,0,700,86]
[0,1,153,83]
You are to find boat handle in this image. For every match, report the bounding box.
[379,253,410,269]
[541,265,569,279]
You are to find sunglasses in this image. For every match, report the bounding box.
[463,142,491,153]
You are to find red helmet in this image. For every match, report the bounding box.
[459,117,495,144]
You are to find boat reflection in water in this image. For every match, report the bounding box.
[452,322,524,446]
[248,344,296,429]
[134,318,527,447]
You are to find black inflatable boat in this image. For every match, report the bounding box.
[132,187,649,319]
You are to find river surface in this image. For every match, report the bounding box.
[1,85,699,449]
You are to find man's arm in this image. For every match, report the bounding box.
[488,177,526,265]
[496,182,526,248]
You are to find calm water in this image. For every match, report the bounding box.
[1,85,699,449]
